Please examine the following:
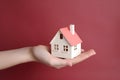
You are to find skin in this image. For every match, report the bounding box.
[0,45,96,70]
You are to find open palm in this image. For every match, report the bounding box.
[32,45,96,69]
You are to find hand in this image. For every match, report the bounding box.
[32,45,96,69]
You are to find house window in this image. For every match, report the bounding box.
[54,44,59,51]
[63,45,68,52]
[74,45,77,50]
[60,34,63,39]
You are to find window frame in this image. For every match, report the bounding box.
[63,45,68,52]
[60,33,63,39]
[54,44,59,51]
[74,45,77,50]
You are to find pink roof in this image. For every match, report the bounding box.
[60,27,82,46]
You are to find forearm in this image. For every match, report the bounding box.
[0,47,35,70]
[0,45,96,70]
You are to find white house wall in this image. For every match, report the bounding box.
[50,31,69,46]
[70,46,74,58]
[50,31,71,58]
[71,43,81,58]
[76,43,81,56]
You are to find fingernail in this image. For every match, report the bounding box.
[90,49,96,55]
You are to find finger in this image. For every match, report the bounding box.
[50,57,72,69]
[69,49,96,65]
[57,60,72,68]
[81,49,84,52]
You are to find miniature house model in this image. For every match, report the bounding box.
[50,24,82,59]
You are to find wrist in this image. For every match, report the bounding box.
[27,47,37,62]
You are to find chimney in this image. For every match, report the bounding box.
[70,24,75,35]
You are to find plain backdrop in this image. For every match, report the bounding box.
[0,0,120,80]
